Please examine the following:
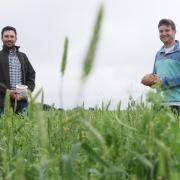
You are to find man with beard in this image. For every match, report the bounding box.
[0,26,35,114]
[142,19,180,113]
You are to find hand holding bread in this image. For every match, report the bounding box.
[141,74,161,86]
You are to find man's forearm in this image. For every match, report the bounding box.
[161,75,180,88]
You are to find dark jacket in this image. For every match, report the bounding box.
[0,46,35,107]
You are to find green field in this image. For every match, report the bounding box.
[0,92,179,180]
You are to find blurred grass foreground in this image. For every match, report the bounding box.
[0,91,179,179]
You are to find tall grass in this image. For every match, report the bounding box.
[60,37,69,108]
[81,5,104,82]
[77,5,104,102]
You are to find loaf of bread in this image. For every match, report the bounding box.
[141,74,159,86]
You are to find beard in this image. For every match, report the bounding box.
[3,41,15,49]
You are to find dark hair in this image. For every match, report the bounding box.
[158,19,176,31]
[1,26,17,37]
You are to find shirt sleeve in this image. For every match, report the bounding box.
[161,75,180,88]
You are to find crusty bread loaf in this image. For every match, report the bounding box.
[141,74,159,86]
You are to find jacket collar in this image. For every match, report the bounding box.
[159,40,180,53]
[2,45,20,53]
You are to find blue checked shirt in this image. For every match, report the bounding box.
[9,48,22,90]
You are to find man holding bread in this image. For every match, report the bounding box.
[142,19,180,112]
[0,26,35,114]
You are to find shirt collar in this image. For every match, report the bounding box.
[159,40,180,53]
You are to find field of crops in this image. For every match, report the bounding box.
[0,92,179,180]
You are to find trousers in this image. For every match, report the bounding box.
[0,99,28,115]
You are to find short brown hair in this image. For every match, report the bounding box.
[1,26,17,37]
[158,19,176,30]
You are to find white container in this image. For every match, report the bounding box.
[16,85,28,98]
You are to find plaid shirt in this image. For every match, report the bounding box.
[9,48,22,90]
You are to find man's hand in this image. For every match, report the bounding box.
[141,74,161,87]
[151,76,163,88]
[7,89,17,99]
[7,89,27,101]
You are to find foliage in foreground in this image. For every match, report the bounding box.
[0,92,179,180]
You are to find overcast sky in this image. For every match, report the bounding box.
[1,0,180,109]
